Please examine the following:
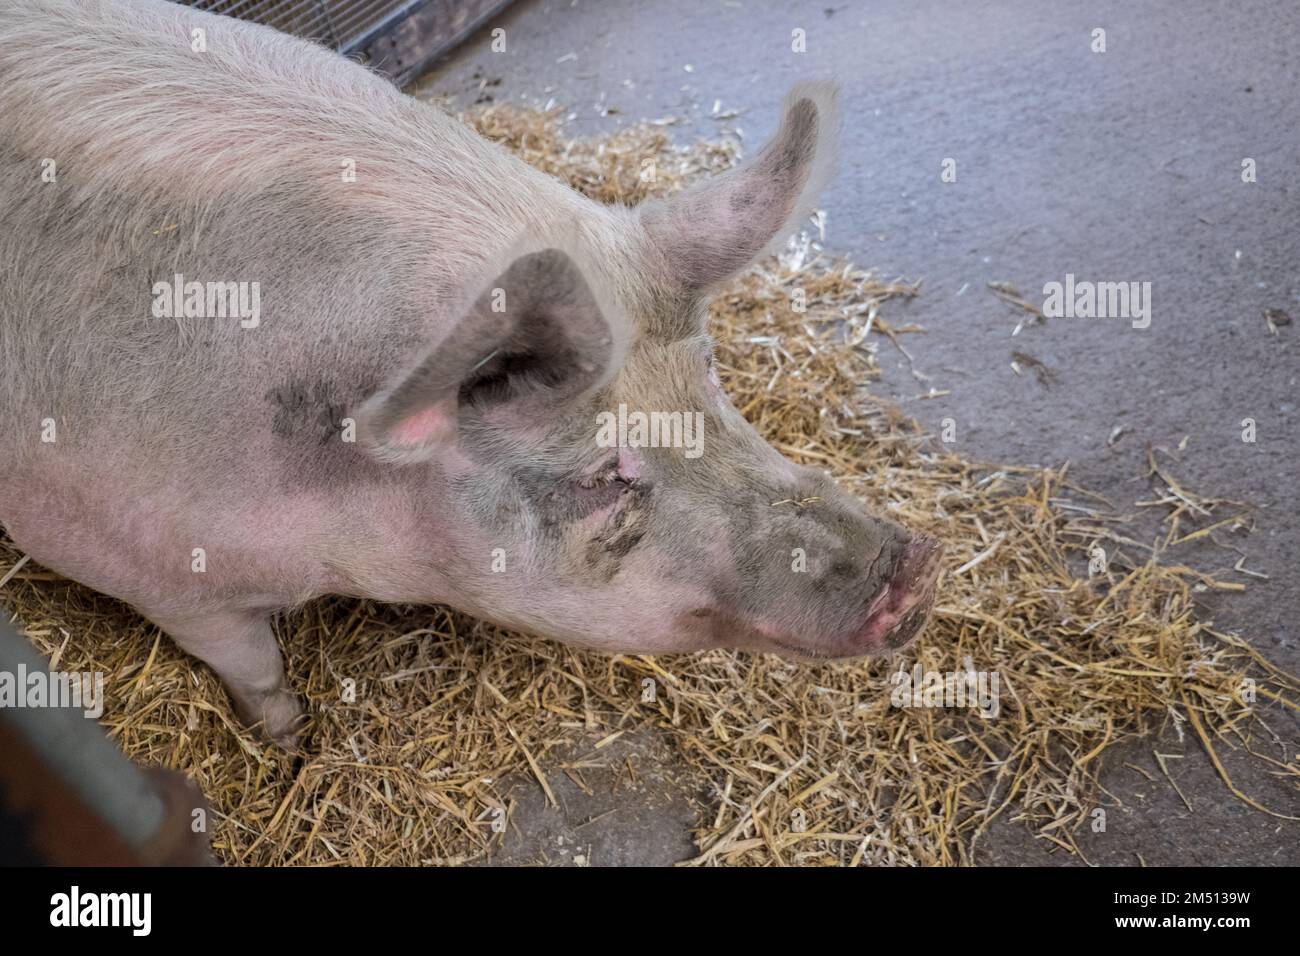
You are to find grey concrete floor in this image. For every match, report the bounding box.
[420,0,1299,865]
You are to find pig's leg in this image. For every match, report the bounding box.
[146,609,304,749]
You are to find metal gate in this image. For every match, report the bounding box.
[179,0,514,86]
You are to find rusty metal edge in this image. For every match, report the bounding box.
[0,615,213,865]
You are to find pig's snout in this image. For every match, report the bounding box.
[749,529,945,661]
[853,533,944,653]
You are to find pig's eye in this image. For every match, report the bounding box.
[570,462,637,521]
[576,461,633,491]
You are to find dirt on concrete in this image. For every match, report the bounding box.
[484,730,700,866]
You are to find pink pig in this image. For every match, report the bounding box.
[0,0,942,744]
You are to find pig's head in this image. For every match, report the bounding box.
[356,82,943,660]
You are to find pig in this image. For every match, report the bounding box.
[0,0,943,746]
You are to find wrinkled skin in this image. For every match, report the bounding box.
[0,0,941,747]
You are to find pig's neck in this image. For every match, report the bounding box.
[311,462,480,609]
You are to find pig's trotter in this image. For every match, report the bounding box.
[148,609,305,750]
[233,686,307,753]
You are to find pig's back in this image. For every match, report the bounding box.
[0,0,596,491]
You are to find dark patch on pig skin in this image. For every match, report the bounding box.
[461,440,656,584]
[259,374,394,495]
[597,495,647,559]
[769,100,818,179]
[266,378,350,446]
[571,483,649,582]
[728,189,758,213]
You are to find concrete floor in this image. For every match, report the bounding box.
[421,0,1299,865]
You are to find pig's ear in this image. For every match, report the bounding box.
[639,81,838,292]
[356,248,623,464]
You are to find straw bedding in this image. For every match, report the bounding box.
[1,105,1295,866]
